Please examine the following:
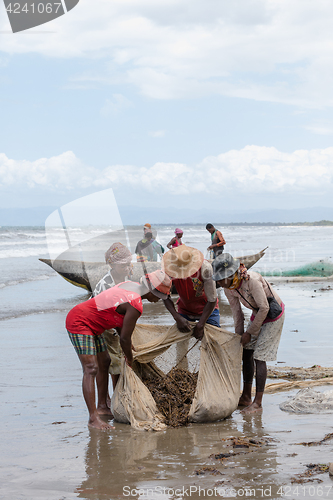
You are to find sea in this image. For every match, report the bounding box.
[1,223,333,322]
[1,224,333,500]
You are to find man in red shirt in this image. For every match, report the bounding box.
[162,245,219,340]
[66,270,171,430]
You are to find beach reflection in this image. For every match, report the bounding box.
[75,413,285,500]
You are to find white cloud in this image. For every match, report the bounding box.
[0,151,95,190]
[2,0,333,106]
[1,146,333,200]
[100,94,133,116]
[305,124,333,136]
[148,130,165,138]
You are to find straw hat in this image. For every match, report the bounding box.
[140,269,172,300]
[162,245,204,279]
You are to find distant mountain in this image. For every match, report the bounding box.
[2,205,333,226]
[0,207,57,227]
[118,206,333,225]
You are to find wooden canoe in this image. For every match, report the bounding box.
[39,248,268,292]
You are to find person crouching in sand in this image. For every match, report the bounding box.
[66,270,172,430]
[212,253,285,414]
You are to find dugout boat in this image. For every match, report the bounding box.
[39,248,268,293]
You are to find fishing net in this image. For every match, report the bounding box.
[263,260,333,278]
[280,387,333,414]
[111,323,242,431]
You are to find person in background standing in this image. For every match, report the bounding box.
[136,225,164,262]
[143,223,152,235]
[206,223,226,258]
[167,228,183,249]
[145,232,164,261]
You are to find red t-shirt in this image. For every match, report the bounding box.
[66,283,143,336]
[173,267,218,317]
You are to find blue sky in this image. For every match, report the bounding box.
[1,0,333,216]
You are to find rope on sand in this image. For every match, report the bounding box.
[265,377,333,394]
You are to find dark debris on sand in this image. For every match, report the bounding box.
[194,467,222,476]
[221,436,275,448]
[291,464,329,484]
[209,436,276,465]
[143,368,198,427]
[297,432,333,446]
[267,365,333,381]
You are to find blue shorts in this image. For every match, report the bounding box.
[180,308,220,328]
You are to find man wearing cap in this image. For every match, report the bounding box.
[143,223,152,234]
[212,253,284,414]
[135,225,164,262]
[66,270,172,430]
[92,242,133,392]
[162,245,219,340]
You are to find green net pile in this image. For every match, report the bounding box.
[263,261,333,277]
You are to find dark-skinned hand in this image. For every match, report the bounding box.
[241,332,251,346]
[176,316,191,333]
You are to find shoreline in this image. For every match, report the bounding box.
[1,266,333,498]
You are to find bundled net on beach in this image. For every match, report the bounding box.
[110,323,242,431]
[280,387,333,414]
[263,260,333,278]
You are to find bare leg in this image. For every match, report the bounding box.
[242,359,266,414]
[96,350,113,417]
[78,354,114,430]
[238,349,254,407]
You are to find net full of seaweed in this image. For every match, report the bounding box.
[131,335,201,428]
[111,323,243,430]
[142,367,198,427]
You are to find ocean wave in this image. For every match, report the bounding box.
[0,240,48,247]
[0,306,71,322]
[0,248,51,259]
[0,274,53,289]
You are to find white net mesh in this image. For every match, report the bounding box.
[280,387,333,414]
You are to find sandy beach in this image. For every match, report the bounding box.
[1,270,333,500]
[3,0,333,495]
[1,225,333,500]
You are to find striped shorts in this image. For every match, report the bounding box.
[67,330,107,356]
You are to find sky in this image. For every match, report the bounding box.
[1,0,333,220]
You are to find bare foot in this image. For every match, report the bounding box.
[97,405,114,418]
[88,415,115,430]
[241,402,262,414]
[238,397,252,407]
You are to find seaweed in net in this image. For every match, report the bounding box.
[142,367,198,427]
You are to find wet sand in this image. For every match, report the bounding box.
[1,279,333,499]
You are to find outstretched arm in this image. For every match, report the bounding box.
[167,237,176,249]
[163,296,191,332]
[118,304,141,366]
[192,299,217,339]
